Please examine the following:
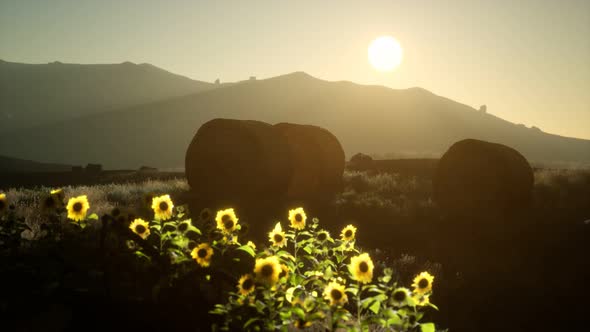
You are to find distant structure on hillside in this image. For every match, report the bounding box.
[215,78,220,84]
[85,163,102,173]
[249,76,256,81]
[479,105,487,113]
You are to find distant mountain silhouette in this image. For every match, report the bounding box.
[0,155,72,172]
[0,60,221,133]
[0,69,588,169]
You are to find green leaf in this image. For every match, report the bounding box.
[244,317,261,329]
[87,213,99,220]
[291,307,305,320]
[302,246,313,254]
[346,287,358,296]
[420,323,435,332]
[187,225,201,235]
[368,300,381,314]
[276,250,295,261]
[237,245,256,257]
[427,302,439,311]
[386,315,402,326]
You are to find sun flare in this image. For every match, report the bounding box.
[368,36,403,72]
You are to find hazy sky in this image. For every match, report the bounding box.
[1,0,589,139]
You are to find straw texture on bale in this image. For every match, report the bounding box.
[433,139,534,217]
[185,119,293,202]
[274,122,346,200]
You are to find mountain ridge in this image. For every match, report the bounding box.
[1,62,588,169]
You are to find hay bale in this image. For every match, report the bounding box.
[348,153,374,171]
[433,139,534,217]
[274,123,345,200]
[185,119,293,203]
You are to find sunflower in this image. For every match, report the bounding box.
[66,195,90,221]
[268,222,287,248]
[279,264,289,280]
[288,207,307,230]
[340,224,357,241]
[391,287,411,307]
[237,274,256,296]
[254,256,281,286]
[50,188,65,202]
[110,207,122,218]
[412,271,434,295]
[191,243,214,267]
[151,194,174,221]
[41,193,60,212]
[129,218,150,239]
[316,230,331,243]
[223,234,239,245]
[348,253,374,284]
[413,294,431,307]
[215,208,238,234]
[323,281,348,306]
[199,208,212,222]
[0,193,7,214]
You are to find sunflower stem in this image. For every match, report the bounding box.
[293,230,299,273]
[357,281,362,329]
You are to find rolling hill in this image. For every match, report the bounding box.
[0,60,221,133]
[0,155,72,173]
[1,70,589,169]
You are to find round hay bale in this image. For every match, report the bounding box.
[185,118,293,203]
[274,123,345,201]
[433,139,534,218]
[348,153,374,171]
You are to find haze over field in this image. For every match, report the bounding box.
[0,61,588,170]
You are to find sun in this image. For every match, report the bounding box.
[368,36,403,72]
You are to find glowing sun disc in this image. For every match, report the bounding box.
[368,36,403,72]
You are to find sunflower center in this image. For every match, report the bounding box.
[242,278,254,290]
[393,290,406,302]
[274,234,283,243]
[261,264,274,277]
[178,223,188,232]
[159,201,168,211]
[317,233,327,241]
[331,289,343,300]
[222,215,234,229]
[135,225,146,234]
[197,248,208,258]
[359,262,369,273]
[73,202,83,212]
[418,278,429,289]
[200,210,210,220]
[344,230,353,238]
[295,214,303,222]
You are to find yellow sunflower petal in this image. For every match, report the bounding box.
[191,243,214,267]
[66,195,90,221]
[288,207,307,230]
[151,194,174,221]
[348,253,374,284]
